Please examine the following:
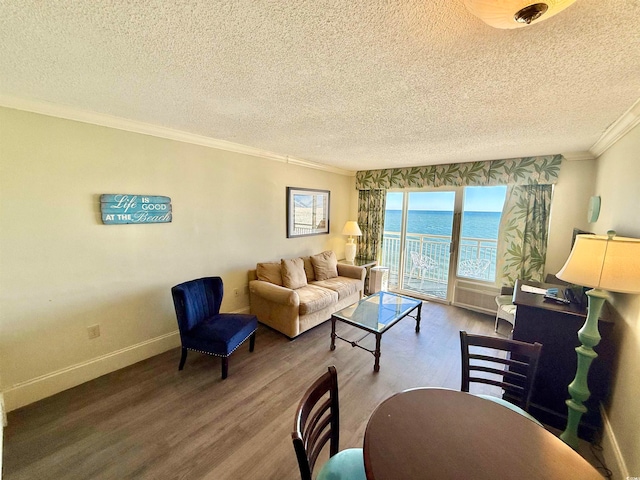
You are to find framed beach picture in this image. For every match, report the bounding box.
[286,187,330,238]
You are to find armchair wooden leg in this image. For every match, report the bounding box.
[249,332,256,352]
[221,357,229,380]
[178,347,188,370]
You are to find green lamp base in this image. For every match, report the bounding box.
[559,288,606,450]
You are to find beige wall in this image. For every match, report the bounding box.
[546,157,598,274]
[0,107,357,410]
[591,123,640,479]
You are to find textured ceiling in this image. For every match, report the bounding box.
[1,0,639,172]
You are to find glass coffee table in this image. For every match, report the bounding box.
[330,291,422,372]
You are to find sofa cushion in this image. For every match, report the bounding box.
[311,251,338,281]
[312,276,361,300]
[281,257,307,290]
[256,262,283,286]
[301,256,316,283]
[297,285,338,315]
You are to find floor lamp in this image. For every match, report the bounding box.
[555,230,640,449]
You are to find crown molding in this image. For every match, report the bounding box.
[286,156,354,175]
[0,94,355,177]
[561,151,596,161]
[590,97,640,158]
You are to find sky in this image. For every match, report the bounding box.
[386,186,507,212]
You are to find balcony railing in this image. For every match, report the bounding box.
[381,231,498,297]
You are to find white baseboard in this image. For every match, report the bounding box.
[2,331,180,412]
[600,405,629,480]
[1,393,4,480]
[0,392,4,480]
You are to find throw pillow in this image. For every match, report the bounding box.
[256,262,283,286]
[281,257,308,290]
[301,256,316,283]
[311,251,338,281]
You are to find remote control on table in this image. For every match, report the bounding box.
[543,294,571,304]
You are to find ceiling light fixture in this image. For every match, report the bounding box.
[464,0,578,29]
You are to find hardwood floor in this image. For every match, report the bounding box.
[0,303,562,479]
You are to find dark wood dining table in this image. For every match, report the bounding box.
[363,388,603,480]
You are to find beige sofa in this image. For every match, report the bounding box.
[248,251,366,338]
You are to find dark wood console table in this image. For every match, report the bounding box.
[512,279,615,441]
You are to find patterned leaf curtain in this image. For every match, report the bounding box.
[355,155,562,282]
[357,189,386,261]
[356,155,562,190]
[497,185,553,286]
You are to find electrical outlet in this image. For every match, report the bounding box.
[87,324,100,339]
[234,288,239,297]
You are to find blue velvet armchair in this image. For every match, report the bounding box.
[171,276,258,379]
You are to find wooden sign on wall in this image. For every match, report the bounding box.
[100,194,172,224]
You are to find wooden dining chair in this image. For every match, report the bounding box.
[459,331,542,422]
[292,366,366,480]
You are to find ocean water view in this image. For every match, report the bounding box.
[383,210,501,239]
[381,210,502,295]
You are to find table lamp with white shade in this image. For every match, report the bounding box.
[555,230,640,449]
[342,221,362,262]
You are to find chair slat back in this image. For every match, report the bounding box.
[460,331,542,411]
[292,366,340,480]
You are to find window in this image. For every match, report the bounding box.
[456,186,507,282]
[381,185,507,302]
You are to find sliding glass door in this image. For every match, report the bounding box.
[381,186,507,301]
[382,191,455,299]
